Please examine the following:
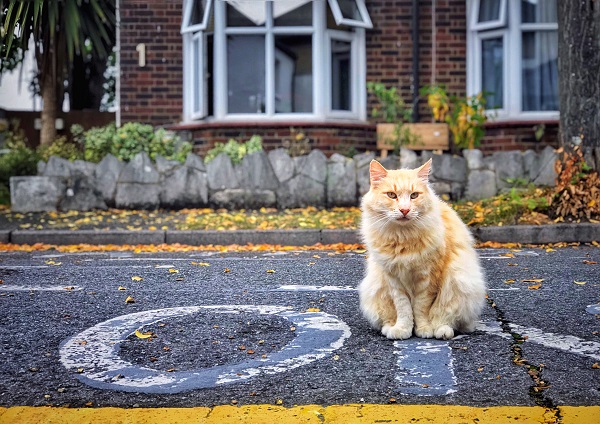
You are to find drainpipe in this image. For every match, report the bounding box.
[115,0,121,128]
[411,0,420,122]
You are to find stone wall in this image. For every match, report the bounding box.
[10,147,561,213]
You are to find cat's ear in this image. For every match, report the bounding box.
[416,158,432,182]
[369,160,388,185]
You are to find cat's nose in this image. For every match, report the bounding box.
[400,208,410,216]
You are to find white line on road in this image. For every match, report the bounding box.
[274,285,357,291]
[0,285,82,292]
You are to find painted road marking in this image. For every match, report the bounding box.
[0,285,82,292]
[59,305,350,394]
[586,304,600,315]
[477,321,600,361]
[394,339,457,395]
[274,285,357,291]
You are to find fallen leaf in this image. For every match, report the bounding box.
[63,286,75,291]
[308,262,316,266]
[118,286,126,291]
[168,269,179,273]
[166,368,176,372]
[504,279,516,284]
[266,269,276,273]
[574,281,587,285]
[545,248,556,252]
[290,326,296,331]
[131,276,143,281]
[163,346,171,351]
[528,284,542,290]
[306,307,321,312]
[389,398,397,403]
[477,367,484,372]
[507,263,518,267]
[230,400,238,405]
[238,345,246,351]
[501,253,515,258]
[134,329,153,339]
[247,350,255,354]
[592,363,600,369]
[333,354,340,361]
[276,399,283,406]
[191,262,210,266]
[125,296,135,303]
[224,268,231,273]
[583,260,598,265]
[422,384,430,388]
[522,278,544,283]
[312,255,321,259]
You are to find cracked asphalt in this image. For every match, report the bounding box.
[0,246,598,414]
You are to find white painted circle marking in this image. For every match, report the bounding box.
[59,305,350,394]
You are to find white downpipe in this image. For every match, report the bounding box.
[115,0,121,127]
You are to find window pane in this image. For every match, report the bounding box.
[190,0,206,26]
[478,0,501,22]
[226,3,265,27]
[331,40,351,111]
[522,31,558,111]
[274,2,312,26]
[481,37,503,109]
[338,0,361,20]
[521,0,557,24]
[274,35,313,113]
[227,35,265,113]
[193,37,201,113]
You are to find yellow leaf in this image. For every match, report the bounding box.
[224,268,231,273]
[354,249,366,254]
[589,199,596,207]
[574,281,587,285]
[528,284,542,290]
[522,279,544,283]
[592,363,600,369]
[583,260,598,265]
[168,269,179,273]
[131,276,143,281]
[134,329,153,339]
[266,269,276,273]
[63,286,75,291]
[504,279,516,284]
[306,308,321,312]
[192,262,210,266]
[118,286,126,291]
[125,296,135,303]
[276,399,283,406]
[501,253,515,258]
[545,248,556,252]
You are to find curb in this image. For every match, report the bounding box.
[1,224,598,246]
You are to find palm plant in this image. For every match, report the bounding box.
[1,0,115,145]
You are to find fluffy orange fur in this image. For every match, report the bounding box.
[358,159,486,340]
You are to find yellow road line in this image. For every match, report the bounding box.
[1,404,599,423]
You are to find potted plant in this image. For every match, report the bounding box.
[368,82,449,157]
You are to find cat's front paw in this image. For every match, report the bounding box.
[434,325,454,340]
[382,324,413,340]
[415,325,434,339]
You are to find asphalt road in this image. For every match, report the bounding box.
[0,246,599,412]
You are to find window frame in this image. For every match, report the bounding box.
[181,0,213,33]
[327,0,373,29]
[470,0,507,31]
[467,0,559,121]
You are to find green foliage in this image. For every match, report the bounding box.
[0,123,40,204]
[205,135,263,165]
[73,122,191,163]
[37,136,82,162]
[282,128,311,157]
[367,82,412,123]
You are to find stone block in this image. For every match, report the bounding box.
[463,149,484,170]
[432,154,467,183]
[119,151,159,184]
[207,153,239,190]
[160,166,208,208]
[10,176,66,212]
[268,148,295,183]
[399,148,418,170]
[236,151,279,190]
[277,174,325,209]
[115,183,160,210]
[355,152,375,197]
[465,170,497,201]
[298,149,328,183]
[184,153,206,172]
[59,175,107,211]
[155,155,181,174]
[95,154,124,206]
[72,160,97,177]
[493,151,526,190]
[210,189,276,210]
[531,146,558,187]
[43,156,72,178]
[327,153,357,207]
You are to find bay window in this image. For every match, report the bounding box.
[467,0,559,120]
[182,0,372,122]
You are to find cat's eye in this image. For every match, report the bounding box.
[410,192,419,199]
[386,192,397,199]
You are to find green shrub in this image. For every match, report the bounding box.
[0,124,40,204]
[77,123,116,163]
[37,136,82,162]
[205,135,263,164]
[149,128,192,162]
[110,122,156,161]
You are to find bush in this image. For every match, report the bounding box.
[0,123,40,205]
[73,122,192,163]
[37,136,82,162]
[205,135,263,164]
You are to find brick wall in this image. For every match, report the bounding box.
[120,1,183,125]
[479,121,559,155]
[365,0,467,122]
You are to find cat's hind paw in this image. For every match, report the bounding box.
[415,325,434,339]
[382,324,413,340]
[434,325,454,340]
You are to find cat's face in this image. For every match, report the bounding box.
[365,159,434,225]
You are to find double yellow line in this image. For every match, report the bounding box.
[1,405,599,423]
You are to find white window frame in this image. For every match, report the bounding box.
[182,0,369,123]
[181,0,213,33]
[183,32,208,120]
[327,0,373,29]
[467,0,559,121]
[470,0,507,31]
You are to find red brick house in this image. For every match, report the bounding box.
[119,0,559,156]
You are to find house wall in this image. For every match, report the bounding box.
[120,1,184,124]
[119,0,559,157]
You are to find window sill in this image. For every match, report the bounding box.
[170,118,375,131]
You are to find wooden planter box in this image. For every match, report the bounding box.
[376,123,449,158]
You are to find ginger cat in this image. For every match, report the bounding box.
[358,159,486,340]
